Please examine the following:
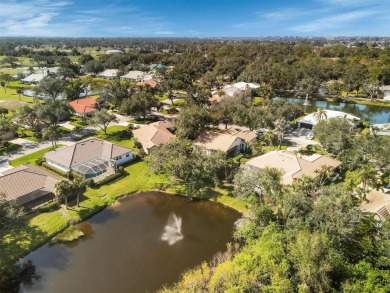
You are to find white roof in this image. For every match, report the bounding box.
[21,72,47,83]
[233,82,260,90]
[120,70,146,80]
[142,74,154,81]
[97,69,118,78]
[106,50,123,54]
[298,109,360,126]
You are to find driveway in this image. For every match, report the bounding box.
[285,127,318,151]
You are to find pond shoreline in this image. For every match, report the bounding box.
[5,186,244,269]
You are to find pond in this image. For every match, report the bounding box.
[20,191,241,292]
[22,89,97,100]
[278,97,390,124]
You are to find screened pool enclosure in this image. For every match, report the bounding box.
[72,157,115,179]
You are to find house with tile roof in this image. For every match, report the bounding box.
[44,138,135,179]
[120,70,147,82]
[245,150,341,185]
[360,189,390,221]
[0,164,59,209]
[193,131,246,157]
[132,123,175,155]
[69,97,99,116]
[97,69,119,79]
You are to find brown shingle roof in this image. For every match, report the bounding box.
[44,138,132,168]
[0,164,59,205]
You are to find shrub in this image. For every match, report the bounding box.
[95,172,123,187]
[35,157,46,166]
[117,165,124,174]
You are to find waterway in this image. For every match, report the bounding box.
[20,191,240,292]
[278,97,390,124]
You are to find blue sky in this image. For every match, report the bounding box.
[0,0,389,37]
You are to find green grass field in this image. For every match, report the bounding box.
[92,125,135,149]
[10,145,63,167]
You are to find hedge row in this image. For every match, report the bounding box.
[95,172,124,187]
[41,162,83,180]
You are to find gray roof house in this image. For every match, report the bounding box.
[44,138,135,179]
[0,164,59,209]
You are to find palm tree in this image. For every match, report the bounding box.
[16,88,22,101]
[55,179,87,209]
[274,118,289,150]
[357,164,377,202]
[0,81,6,94]
[55,179,72,209]
[313,108,328,122]
[42,125,62,148]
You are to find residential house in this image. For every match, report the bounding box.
[97,69,119,79]
[120,70,147,82]
[233,82,260,91]
[136,79,158,90]
[149,64,167,71]
[381,85,390,101]
[193,131,246,157]
[297,109,360,129]
[106,50,123,55]
[0,164,59,209]
[44,138,135,179]
[360,189,390,221]
[221,127,258,152]
[20,72,47,84]
[133,123,175,155]
[69,97,99,116]
[245,150,342,185]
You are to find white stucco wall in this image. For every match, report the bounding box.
[46,159,70,172]
[114,152,135,166]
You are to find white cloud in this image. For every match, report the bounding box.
[291,9,380,32]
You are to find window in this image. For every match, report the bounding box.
[117,155,122,160]
[126,154,130,157]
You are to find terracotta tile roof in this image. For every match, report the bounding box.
[44,138,132,168]
[136,79,158,88]
[0,164,59,205]
[194,131,242,153]
[245,150,341,185]
[69,97,98,114]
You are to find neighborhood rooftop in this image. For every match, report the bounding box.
[0,164,59,207]
[245,150,342,184]
[44,137,132,169]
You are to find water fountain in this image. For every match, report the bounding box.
[303,94,310,106]
[161,213,183,245]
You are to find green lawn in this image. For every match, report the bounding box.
[10,145,63,167]
[92,125,135,149]
[0,81,34,109]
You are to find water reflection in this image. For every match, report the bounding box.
[277,97,390,124]
[19,192,240,292]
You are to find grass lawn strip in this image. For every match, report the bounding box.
[1,160,246,267]
[9,145,63,167]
